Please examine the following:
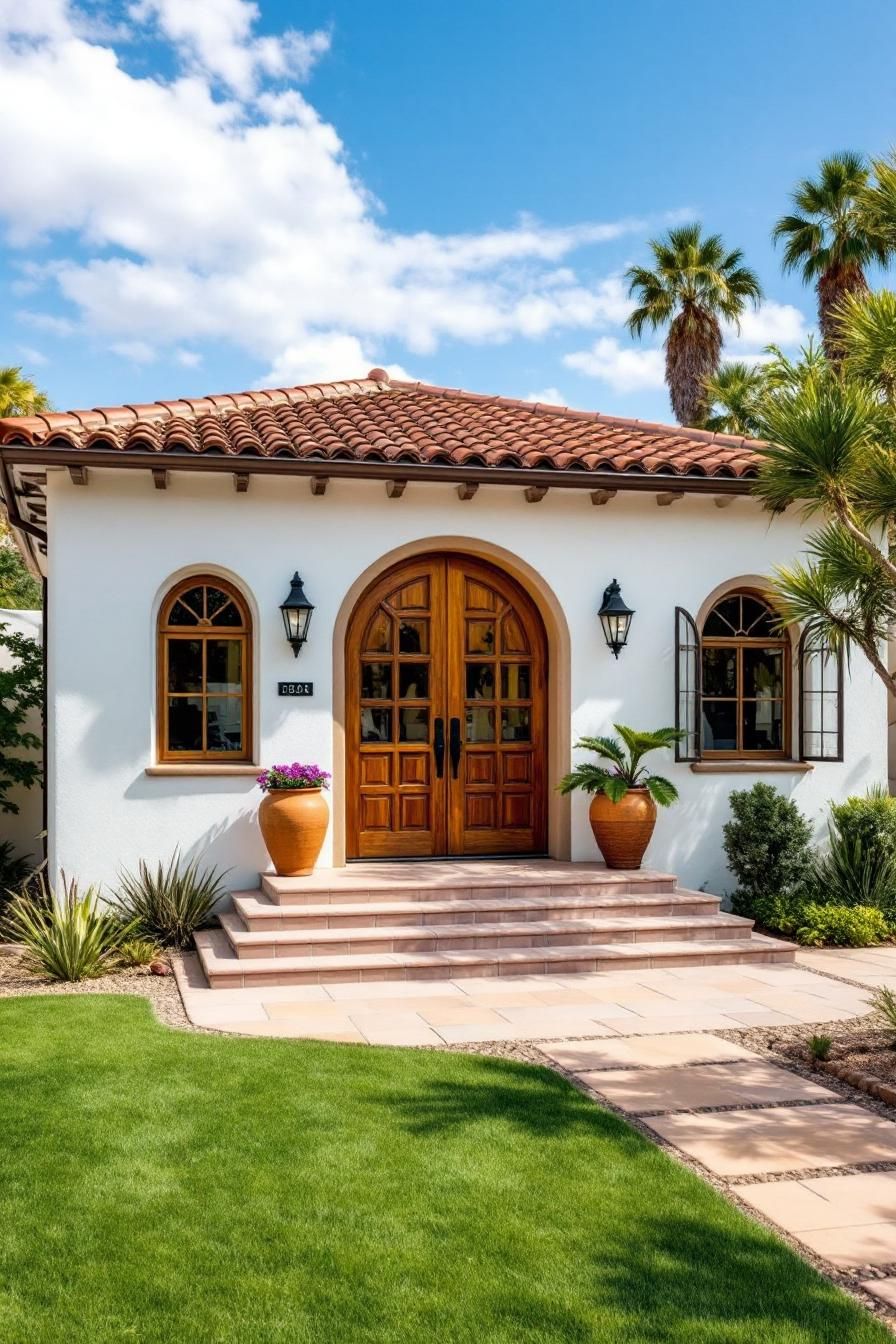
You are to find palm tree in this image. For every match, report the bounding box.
[773,152,889,363]
[702,362,768,435]
[626,224,762,427]
[0,366,49,418]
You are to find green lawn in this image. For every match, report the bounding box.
[0,996,889,1344]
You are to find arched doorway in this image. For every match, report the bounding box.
[345,552,549,859]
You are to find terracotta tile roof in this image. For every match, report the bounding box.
[0,370,763,480]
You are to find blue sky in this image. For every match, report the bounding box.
[2,0,895,420]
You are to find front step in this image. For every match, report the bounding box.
[219,908,754,959]
[195,928,795,988]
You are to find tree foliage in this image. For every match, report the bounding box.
[0,519,41,609]
[625,224,762,428]
[0,620,42,814]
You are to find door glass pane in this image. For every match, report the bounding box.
[361,707,392,742]
[501,664,530,699]
[167,697,203,751]
[399,708,429,742]
[207,698,243,752]
[702,700,737,751]
[207,639,242,693]
[743,647,784,698]
[361,662,392,699]
[364,610,392,653]
[398,619,429,654]
[466,706,495,742]
[168,640,203,692]
[743,700,783,751]
[467,620,496,654]
[703,596,740,636]
[501,708,530,741]
[398,664,429,699]
[466,663,495,699]
[501,614,528,653]
[702,648,736,697]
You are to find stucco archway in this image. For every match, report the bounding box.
[331,536,572,866]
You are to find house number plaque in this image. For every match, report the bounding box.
[278,682,314,696]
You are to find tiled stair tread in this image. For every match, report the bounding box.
[262,861,677,900]
[232,888,719,922]
[195,928,795,979]
[219,909,752,948]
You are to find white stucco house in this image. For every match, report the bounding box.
[0,370,886,986]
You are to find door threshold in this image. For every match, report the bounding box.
[347,853,551,864]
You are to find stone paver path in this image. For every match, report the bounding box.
[539,1029,896,1310]
[175,954,873,1044]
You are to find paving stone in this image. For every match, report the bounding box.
[578,1061,837,1114]
[644,1103,896,1176]
[861,1278,896,1308]
[738,1171,896,1232]
[539,1033,759,1072]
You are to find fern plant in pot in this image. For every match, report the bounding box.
[558,725,684,869]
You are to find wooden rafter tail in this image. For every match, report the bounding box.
[310,476,329,496]
[524,485,548,503]
[386,479,407,499]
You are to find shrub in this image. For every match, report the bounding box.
[871,985,896,1040]
[3,876,134,981]
[796,902,889,947]
[112,851,228,948]
[722,783,813,931]
[117,937,161,968]
[832,787,896,863]
[0,840,32,898]
[808,1034,833,1062]
[0,620,42,815]
[807,827,896,920]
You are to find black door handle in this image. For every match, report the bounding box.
[449,717,462,779]
[433,717,445,779]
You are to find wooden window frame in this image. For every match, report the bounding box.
[700,590,791,761]
[157,575,253,764]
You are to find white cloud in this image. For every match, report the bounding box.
[129,0,330,98]
[0,4,674,389]
[174,348,203,368]
[724,301,810,352]
[563,338,666,393]
[524,387,566,406]
[16,345,48,367]
[258,334,411,387]
[111,339,156,363]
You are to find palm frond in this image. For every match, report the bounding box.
[572,735,626,766]
[646,775,679,807]
[557,764,615,796]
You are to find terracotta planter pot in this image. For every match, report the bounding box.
[258,788,329,877]
[588,787,657,870]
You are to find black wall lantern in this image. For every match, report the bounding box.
[598,579,634,659]
[280,572,315,657]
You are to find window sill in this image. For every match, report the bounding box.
[145,764,260,777]
[690,760,813,774]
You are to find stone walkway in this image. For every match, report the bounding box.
[537,1030,896,1311]
[175,953,873,1044]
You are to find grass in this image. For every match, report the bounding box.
[0,996,889,1344]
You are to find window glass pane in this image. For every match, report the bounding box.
[743,700,783,751]
[501,664,531,699]
[466,706,495,742]
[361,662,392,700]
[168,599,200,626]
[703,596,740,637]
[466,663,495,699]
[467,620,496,654]
[168,639,203,693]
[207,698,243,752]
[398,619,428,654]
[398,708,429,742]
[820,651,840,692]
[364,610,392,653]
[210,601,241,627]
[743,647,784,698]
[702,648,736,697]
[702,700,737,751]
[167,697,203,752]
[206,639,242,693]
[207,588,240,625]
[398,664,429,699]
[741,597,776,637]
[179,586,206,621]
[501,708,531,741]
[361,708,392,742]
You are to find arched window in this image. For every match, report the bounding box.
[157,576,252,762]
[700,590,789,758]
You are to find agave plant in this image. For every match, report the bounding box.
[558,725,684,805]
[4,876,134,982]
[111,851,229,948]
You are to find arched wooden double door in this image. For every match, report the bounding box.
[346,554,548,858]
